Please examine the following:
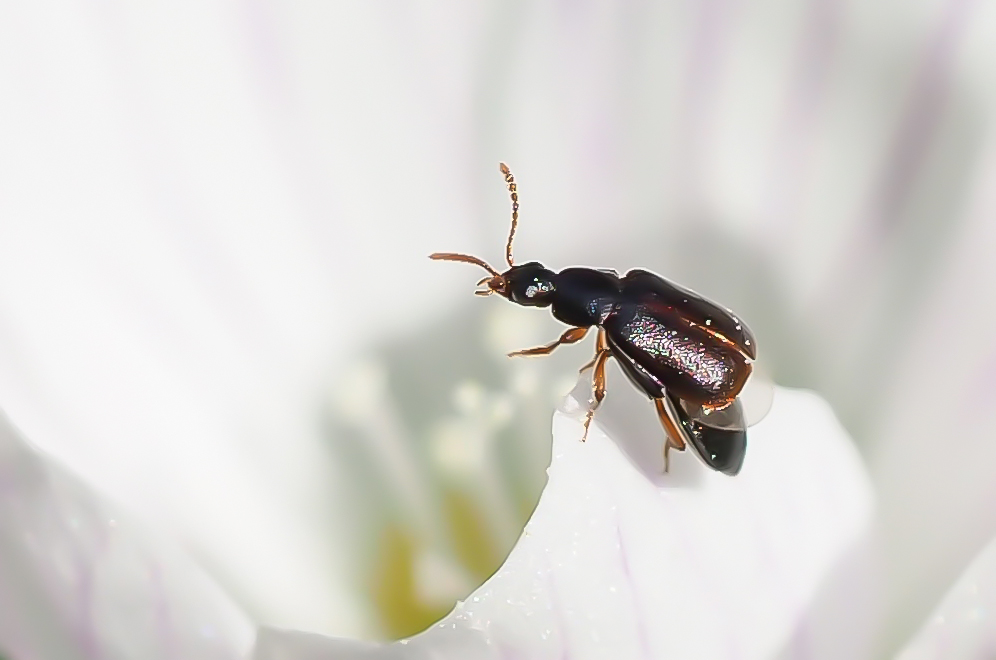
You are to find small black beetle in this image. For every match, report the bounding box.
[431,163,757,475]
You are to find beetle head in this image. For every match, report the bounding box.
[498,262,556,307]
[431,163,555,304]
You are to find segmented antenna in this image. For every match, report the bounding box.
[428,252,500,276]
[499,162,519,267]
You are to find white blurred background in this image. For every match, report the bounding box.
[1,0,996,655]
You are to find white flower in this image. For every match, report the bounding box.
[898,538,996,659]
[2,1,996,658]
[0,409,253,660]
[2,380,882,660]
[256,384,878,660]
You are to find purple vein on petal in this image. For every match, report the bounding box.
[668,503,744,660]
[808,0,980,373]
[866,0,978,240]
[761,0,843,249]
[826,0,978,291]
[967,349,996,410]
[236,0,353,267]
[615,520,653,660]
[542,553,573,660]
[150,563,177,660]
[496,639,525,660]
[673,0,737,207]
[73,552,100,660]
[83,0,284,358]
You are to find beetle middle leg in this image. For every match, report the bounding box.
[654,398,687,472]
[578,329,609,373]
[581,348,611,442]
[508,326,589,357]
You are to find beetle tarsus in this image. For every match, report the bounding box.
[581,348,611,442]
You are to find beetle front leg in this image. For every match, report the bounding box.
[581,348,611,442]
[508,326,589,357]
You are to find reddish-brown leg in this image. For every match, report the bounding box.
[508,326,589,357]
[578,328,609,373]
[654,398,687,472]
[581,349,611,442]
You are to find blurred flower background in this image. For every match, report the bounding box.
[1,0,996,657]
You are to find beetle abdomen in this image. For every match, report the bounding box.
[605,302,751,405]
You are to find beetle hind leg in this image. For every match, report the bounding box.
[654,398,687,472]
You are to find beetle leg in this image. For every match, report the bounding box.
[662,436,686,473]
[581,348,611,442]
[578,329,609,373]
[508,326,589,357]
[654,398,687,472]
[701,398,736,414]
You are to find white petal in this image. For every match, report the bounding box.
[897,537,996,660]
[0,3,475,637]
[0,409,254,660]
[866,124,996,648]
[255,382,876,659]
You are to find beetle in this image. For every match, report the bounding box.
[431,163,757,475]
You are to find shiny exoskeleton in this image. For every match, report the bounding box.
[431,164,756,475]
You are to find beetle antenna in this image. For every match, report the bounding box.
[499,162,519,267]
[429,252,501,277]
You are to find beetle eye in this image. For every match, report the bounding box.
[525,279,554,298]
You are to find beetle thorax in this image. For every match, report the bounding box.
[549,268,621,327]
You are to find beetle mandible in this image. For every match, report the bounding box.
[431,163,757,475]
